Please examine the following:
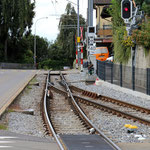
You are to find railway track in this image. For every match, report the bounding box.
[69,85,150,125]
[42,71,121,150]
[49,84,89,135]
[70,85,150,114]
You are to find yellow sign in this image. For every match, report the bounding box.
[77,37,80,43]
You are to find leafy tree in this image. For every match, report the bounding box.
[0,0,35,61]
[109,0,124,31]
[109,0,130,63]
[109,0,150,63]
[134,0,150,16]
[56,3,86,66]
[34,36,49,63]
[39,3,86,69]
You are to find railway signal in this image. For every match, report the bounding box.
[87,26,96,54]
[121,0,132,23]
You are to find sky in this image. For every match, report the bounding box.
[31,0,89,42]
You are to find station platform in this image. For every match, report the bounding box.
[0,130,59,150]
[0,69,37,116]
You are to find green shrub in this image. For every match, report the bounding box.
[0,124,7,130]
[113,26,131,63]
[39,59,69,70]
[132,20,150,51]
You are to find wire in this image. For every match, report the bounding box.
[66,0,77,6]
[56,0,87,19]
[51,0,57,15]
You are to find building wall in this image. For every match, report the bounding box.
[127,45,150,69]
[96,5,112,37]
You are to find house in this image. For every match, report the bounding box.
[93,0,113,53]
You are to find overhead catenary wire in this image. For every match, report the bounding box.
[50,0,58,15]
[54,0,87,19]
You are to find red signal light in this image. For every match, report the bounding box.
[124,7,129,11]
[121,0,132,20]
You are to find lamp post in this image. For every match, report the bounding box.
[66,0,80,69]
[34,17,48,68]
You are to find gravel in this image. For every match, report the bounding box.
[66,70,150,108]
[1,69,150,143]
[65,70,150,143]
[0,71,49,138]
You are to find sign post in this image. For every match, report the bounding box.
[80,27,84,72]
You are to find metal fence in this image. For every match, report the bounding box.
[0,63,35,69]
[97,60,150,95]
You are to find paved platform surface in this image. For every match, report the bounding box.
[0,130,59,150]
[0,69,37,116]
[60,134,115,150]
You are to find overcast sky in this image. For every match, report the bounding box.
[31,0,89,42]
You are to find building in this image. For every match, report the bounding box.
[93,0,113,54]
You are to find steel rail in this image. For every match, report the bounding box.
[70,85,150,114]
[73,95,150,125]
[43,71,65,150]
[60,72,121,150]
[50,84,150,125]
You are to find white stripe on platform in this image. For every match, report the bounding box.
[0,146,12,148]
[0,141,15,143]
[0,136,17,139]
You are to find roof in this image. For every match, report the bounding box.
[93,0,111,5]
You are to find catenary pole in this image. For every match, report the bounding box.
[87,0,93,64]
[88,0,93,26]
[77,0,80,69]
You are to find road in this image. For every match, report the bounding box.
[0,69,37,116]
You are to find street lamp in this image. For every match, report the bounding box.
[65,0,80,69]
[34,17,48,68]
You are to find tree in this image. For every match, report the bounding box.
[133,0,150,16]
[109,0,150,63]
[56,3,86,66]
[0,0,35,61]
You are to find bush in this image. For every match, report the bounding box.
[39,59,69,70]
[113,26,132,63]
[132,20,150,51]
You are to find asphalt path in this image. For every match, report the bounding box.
[0,130,59,150]
[0,69,37,116]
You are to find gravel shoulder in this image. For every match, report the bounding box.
[0,69,150,150]
[0,71,52,139]
[65,69,150,145]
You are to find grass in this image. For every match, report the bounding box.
[0,124,7,130]
[7,109,15,113]
[27,85,32,89]
[25,76,38,94]
[26,77,38,91]
[30,77,37,84]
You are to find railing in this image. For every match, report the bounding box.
[97,60,150,95]
[96,24,113,37]
[0,62,35,69]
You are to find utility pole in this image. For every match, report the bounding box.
[87,0,94,64]
[77,0,80,69]
[88,0,93,26]
[34,17,48,68]
[77,0,79,42]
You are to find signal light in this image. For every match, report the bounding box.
[121,0,132,20]
[124,7,128,11]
